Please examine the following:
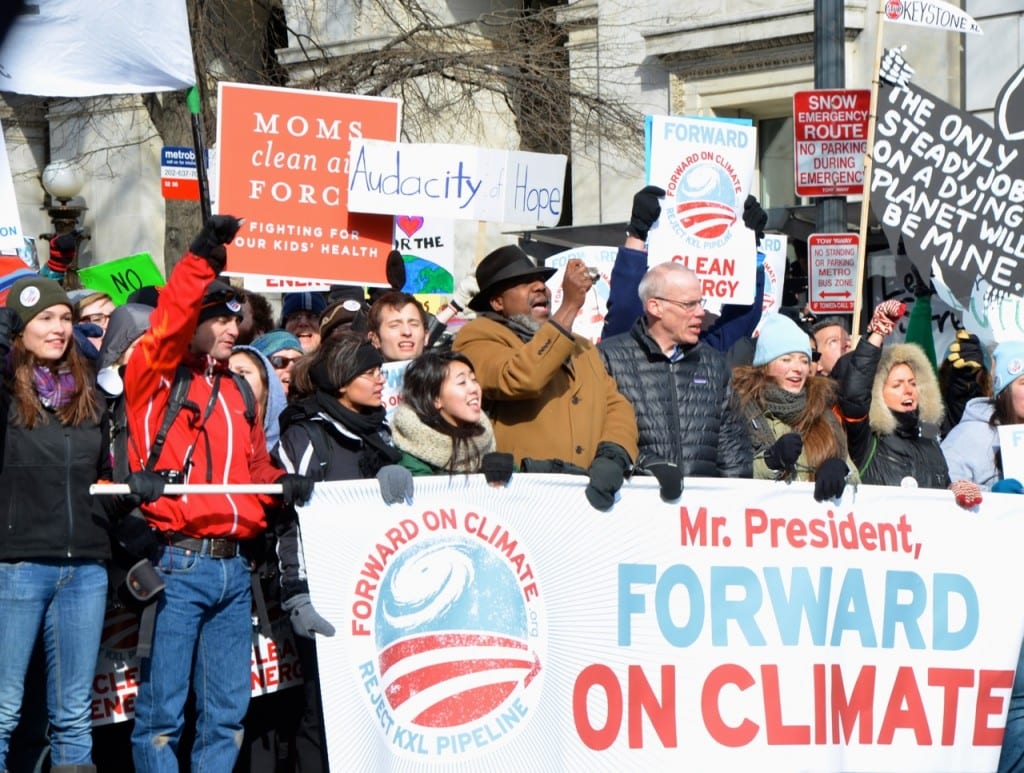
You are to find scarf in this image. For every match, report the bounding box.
[390,403,496,473]
[761,385,807,426]
[313,390,401,476]
[33,365,76,409]
[892,407,921,438]
[481,311,540,343]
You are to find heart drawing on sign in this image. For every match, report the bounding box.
[397,216,424,238]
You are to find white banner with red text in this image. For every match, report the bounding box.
[298,475,1024,772]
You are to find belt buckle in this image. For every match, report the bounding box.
[207,539,237,559]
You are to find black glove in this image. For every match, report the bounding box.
[909,264,934,298]
[126,470,166,504]
[482,452,514,486]
[635,455,682,502]
[113,512,162,560]
[189,215,243,274]
[947,329,984,374]
[764,432,803,471]
[742,195,768,246]
[279,473,315,507]
[0,308,23,345]
[386,249,407,290]
[626,185,665,241]
[521,458,589,475]
[585,442,632,512]
[813,458,849,502]
[46,231,78,275]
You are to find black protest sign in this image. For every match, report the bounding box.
[870,70,1024,306]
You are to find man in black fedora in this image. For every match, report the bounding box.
[453,244,638,511]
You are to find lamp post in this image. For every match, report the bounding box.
[40,159,87,289]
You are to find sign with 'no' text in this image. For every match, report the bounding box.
[794,90,870,197]
[808,233,858,314]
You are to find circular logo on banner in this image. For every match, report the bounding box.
[884,0,903,20]
[666,160,740,250]
[1009,358,1024,378]
[352,519,545,762]
[226,298,243,314]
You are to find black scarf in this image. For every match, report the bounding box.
[313,390,401,476]
[892,407,921,438]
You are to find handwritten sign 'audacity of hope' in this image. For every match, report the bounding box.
[346,140,567,226]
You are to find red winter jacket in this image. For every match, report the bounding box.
[124,253,281,539]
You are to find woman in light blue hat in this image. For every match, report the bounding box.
[942,339,1024,773]
[731,312,855,502]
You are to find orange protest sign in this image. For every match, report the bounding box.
[215,83,400,285]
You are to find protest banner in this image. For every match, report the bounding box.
[382,360,411,423]
[545,245,618,343]
[299,475,1024,772]
[90,599,302,726]
[77,253,165,305]
[347,141,567,226]
[760,234,789,315]
[645,115,758,305]
[0,255,37,304]
[394,215,455,298]
[216,83,400,286]
[242,275,333,293]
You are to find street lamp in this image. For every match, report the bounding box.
[41,159,88,288]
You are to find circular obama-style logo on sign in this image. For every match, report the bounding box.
[226,297,243,314]
[352,520,545,762]
[1008,358,1024,378]
[666,160,741,250]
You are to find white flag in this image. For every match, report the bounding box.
[883,0,983,35]
[0,0,195,97]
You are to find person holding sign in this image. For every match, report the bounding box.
[598,261,750,497]
[0,277,110,773]
[835,301,963,497]
[453,245,638,511]
[274,331,412,773]
[941,341,1024,771]
[731,313,855,502]
[391,349,513,484]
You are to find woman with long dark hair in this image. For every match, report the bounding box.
[731,313,854,502]
[391,350,499,475]
[0,277,112,773]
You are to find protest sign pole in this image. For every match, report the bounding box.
[187,86,213,222]
[853,0,887,330]
[90,483,284,496]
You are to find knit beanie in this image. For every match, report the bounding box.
[6,276,72,325]
[753,312,812,366]
[992,340,1024,395]
[198,280,244,325]
[251,329,303,358]
[280,291,326,326]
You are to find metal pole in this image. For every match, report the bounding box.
[814,0,847,238]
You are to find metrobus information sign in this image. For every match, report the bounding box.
[793,89,870,197]
[808,232,858,314]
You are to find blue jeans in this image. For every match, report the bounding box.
[0,559,107,770]
[999,635,1024,772]
[131,546,253,773]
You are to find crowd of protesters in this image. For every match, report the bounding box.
[1,185,1022,773]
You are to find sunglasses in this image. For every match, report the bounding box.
[270,354,301,369]
[811,351,822,363]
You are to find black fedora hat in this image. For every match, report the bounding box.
[468,245,556,312]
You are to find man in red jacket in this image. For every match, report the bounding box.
[124,216,311,773]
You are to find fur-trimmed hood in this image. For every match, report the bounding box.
[869,342,944,435]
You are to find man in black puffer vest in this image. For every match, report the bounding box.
[599,261,752,494]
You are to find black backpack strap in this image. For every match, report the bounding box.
[143,365,200,472]
[228,370,258,427]
[302,420,333,481]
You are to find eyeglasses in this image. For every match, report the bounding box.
[654,296,706,312]
[83,313,111,327]
[357,366,385,381]
[269,354,301,369]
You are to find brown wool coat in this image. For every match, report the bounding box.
[453,316,639,467]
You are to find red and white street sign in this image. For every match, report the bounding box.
[808,233,858,314]
[793,89,870,197]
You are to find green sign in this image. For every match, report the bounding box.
[77,253,165,305]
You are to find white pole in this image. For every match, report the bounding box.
[90,483,285,496]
